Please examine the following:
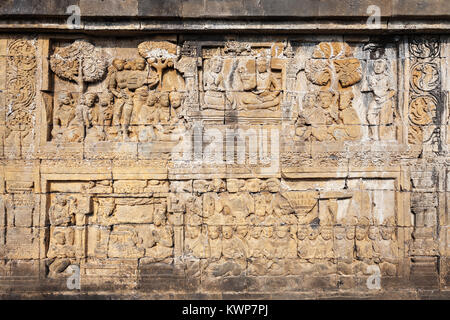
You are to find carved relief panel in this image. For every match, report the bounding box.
[3,38,38,158]
[0,34,448,294]
[290,40,402,148]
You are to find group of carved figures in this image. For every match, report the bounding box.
[46,178,398,278]
[184,218,398,277]
[295,41,397,142]
[202,56,282,111]
[51,41,187,143]
[48,40,402,145]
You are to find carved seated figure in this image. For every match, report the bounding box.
[203,57,226,110]
[98,92,114,127]
[232,61,281,111]
[154,92,186,140]
[49,196,76,226]
[332,90,362,140]
[297,90,339,142]
[335,225,355,275]
[206,225,222,261]
[211,226,246,277]
[47,228,75,260]
[80,92,107,142]
[108,225,145,259]
[138,91,159,125]
[355,217,379,275]
[52,91,83,142]
[145,208,174,263]
[185,225,207,259]
[251,57,281,109]
[248,226,272,276]
[378,218,398,276]
[47,228,75,275]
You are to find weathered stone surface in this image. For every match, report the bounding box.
[0,1,449,300]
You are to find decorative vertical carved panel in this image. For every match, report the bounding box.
[4,38,37,158]
[408,37,442,149]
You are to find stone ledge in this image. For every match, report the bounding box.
[0,0,448,18]
[0,18,449,34]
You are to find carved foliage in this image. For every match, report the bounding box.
[50,40,108,92]
[6,39,37,133]
[408,37,442,146]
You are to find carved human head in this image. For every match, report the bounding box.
[339,90,354,110]
[374,58,388,75]
[236,225,248,238]
[237,62,256,91]
[99,92,114,106]
[153,207,167,226]
[266,178,280,193]
[308,224,319,240]
[83,93,98,107]
[58,91,73,106]
[368,226,379,240]
[208,225,221,240]
[53,231,66,246]
[112,59,125,71]
[263,226,274,238]
[317,91,334,109]
[381,225,395,240]
[169,92,182,109]
[134,58,146,71]
[186,225,201,239]
[345,226,355,240]
[302,92,317,109]
[355,217,370,240]
[335,226,346,240]
[222,226,234,239]
[246,179,261,193]
[256,57,269,73]
[222,205,232,216]
[210,58,223,73]
[276,224,290,239]
[211,178,226,193]
[320,226,333,241]
[381,217,396,240]
[124,60,134,70]
[147,92,158,107]
[227,179,245,193]
[297,225,308,240]
[56,196,67,206]
[251,226,262,239]
[159,92,170,108]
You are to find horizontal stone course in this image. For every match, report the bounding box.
[0,0,448,18]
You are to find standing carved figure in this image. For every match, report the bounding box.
[365,59,396,140]
[108,59,133,140]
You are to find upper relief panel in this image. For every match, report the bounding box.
[289,40,402,151]
[46,39,190,152]
[199,41,287,121]
[38,37,419,163]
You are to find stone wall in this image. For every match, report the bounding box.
[0,1,449,299]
